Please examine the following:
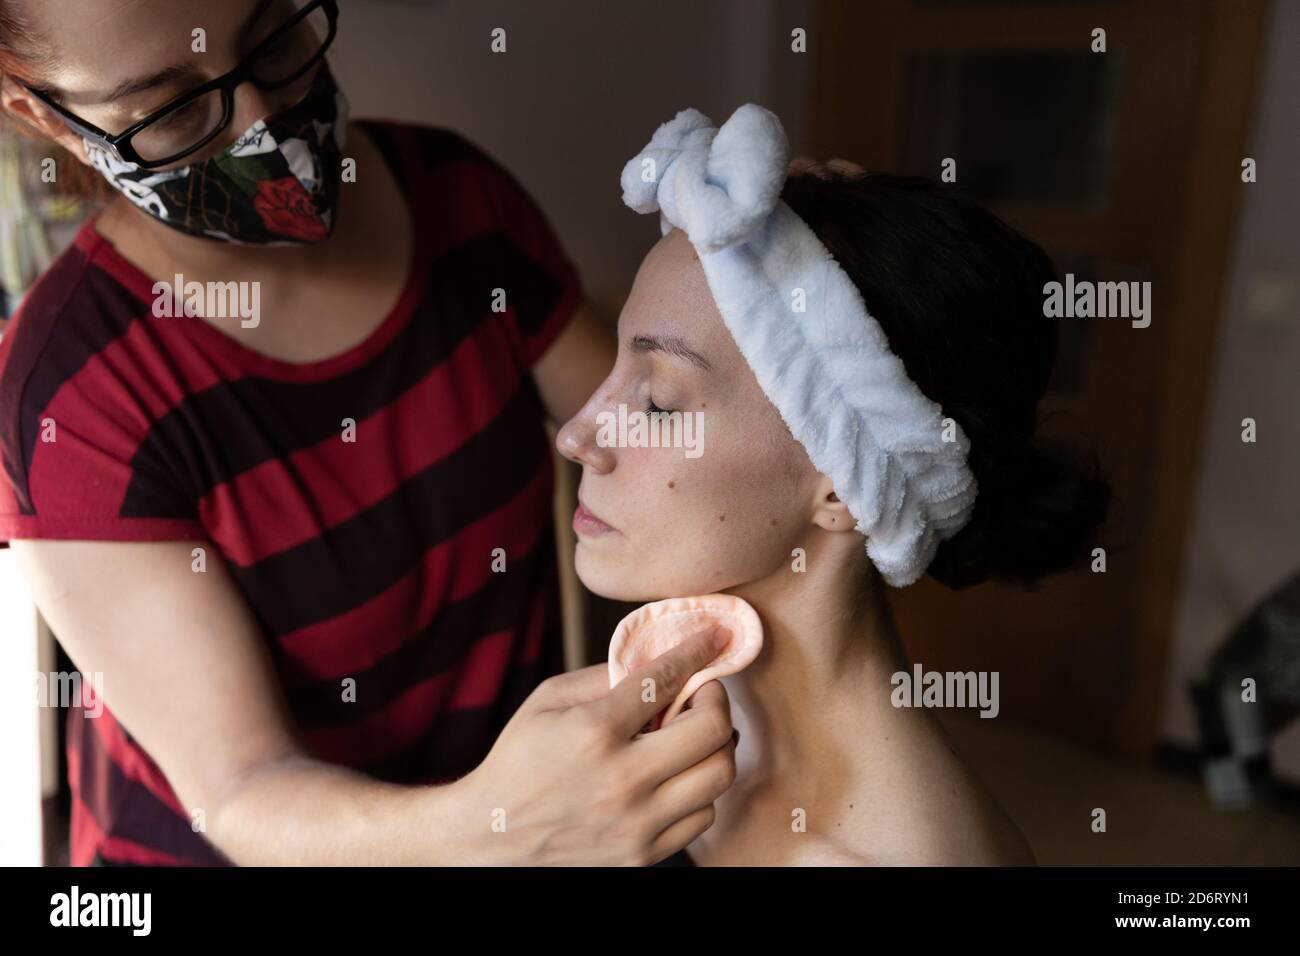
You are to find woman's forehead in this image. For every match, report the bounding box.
[621,231,731,352]
[32,0,266,95]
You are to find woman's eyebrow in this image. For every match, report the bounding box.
[628,334,713,371]
[102,64,205,104]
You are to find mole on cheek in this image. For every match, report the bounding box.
[770,518,778,526]
[667,480,675,489]
[719,514,726,522]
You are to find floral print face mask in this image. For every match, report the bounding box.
[84,65,349,245]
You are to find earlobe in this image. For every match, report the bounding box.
[810,481,854,532]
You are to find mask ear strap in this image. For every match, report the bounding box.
[83,137,128,172]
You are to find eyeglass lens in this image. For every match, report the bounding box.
[130,2,331,164]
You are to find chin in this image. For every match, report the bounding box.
[573,543,659,602]
[574,541,744,603]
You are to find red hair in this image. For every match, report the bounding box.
[0,2,112,200]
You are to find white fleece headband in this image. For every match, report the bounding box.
[620,104,978,587]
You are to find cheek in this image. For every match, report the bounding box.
[576,426,808,601]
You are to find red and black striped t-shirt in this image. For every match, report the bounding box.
[0,120,581,866]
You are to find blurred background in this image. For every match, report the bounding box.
[2,0,1297,865]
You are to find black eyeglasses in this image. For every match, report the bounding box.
[26,0,338,170]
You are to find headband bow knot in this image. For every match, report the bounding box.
[621,106,788,253]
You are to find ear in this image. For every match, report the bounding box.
[810,476,855,532]
[0,76,94,166]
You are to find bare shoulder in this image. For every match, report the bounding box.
[848,715,1038,867]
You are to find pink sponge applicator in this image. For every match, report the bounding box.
[607,594,764,730]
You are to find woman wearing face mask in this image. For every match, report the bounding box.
[0,0,740,867]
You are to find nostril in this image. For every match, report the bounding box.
[558,415,619,475]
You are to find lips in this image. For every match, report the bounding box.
[573,499,619,536]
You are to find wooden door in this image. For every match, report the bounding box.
[807,0,1268,755]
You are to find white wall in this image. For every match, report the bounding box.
[330,0,812,311]
[1161,0,1300,781]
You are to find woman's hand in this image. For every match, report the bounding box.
[455,628,738,866]
[15,539,736,866]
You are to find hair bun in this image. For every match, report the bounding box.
[927,433,1111,589]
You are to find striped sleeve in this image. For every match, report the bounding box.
[0,248,205,546]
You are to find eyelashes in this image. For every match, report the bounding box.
[646,399,676,415]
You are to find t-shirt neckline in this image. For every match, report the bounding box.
[73,121,425,383]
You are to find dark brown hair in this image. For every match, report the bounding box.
[781,171,1111,590]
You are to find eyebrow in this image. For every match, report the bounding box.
[99,0,278,103]
[629,334,713,372]
[102,64,204,104]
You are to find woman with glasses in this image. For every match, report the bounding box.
[0,0,737,866]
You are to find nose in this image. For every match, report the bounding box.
[230,82,280,131]
[556,402,617,475]
[231,75,305,132]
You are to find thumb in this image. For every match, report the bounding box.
[527,662,613,712]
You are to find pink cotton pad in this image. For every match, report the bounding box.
[607,594,764,731]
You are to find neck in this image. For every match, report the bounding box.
[723,530,916,787]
